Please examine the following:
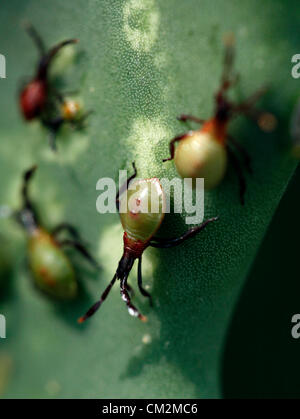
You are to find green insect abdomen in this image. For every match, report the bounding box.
[28,229,77,299]
[119,178,165,243]
[174,131,227,189]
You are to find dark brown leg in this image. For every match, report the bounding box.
[228,135,252,174]
[37,39,78,79]
[220,35,237,91]
[137,257,153,306]
[23,22,46,56]
[69,110,93,130]
[15,166,39,232]
[162,133,187,162]
[78,274,117,323]
[22,166,37,208]
[177,114,205,124]
[48,131,57,152]
[52,223,80,240]
[227,146,246,206]
[149,217,218,248]
[120,278,147,322]
[126,283,134,296]
[116,162,137,212]
[235,87,268,116]
[59,239,100,270]
[42,116,64,151]
[48,86,64,104]
[235,87,276,133]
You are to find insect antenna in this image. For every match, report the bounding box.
[78,274,117,323]
[23,21,46,56]
[234,87,277,132]
[37,39,78,80]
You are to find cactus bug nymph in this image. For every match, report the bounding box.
[10,166,99,299]
[79,163,218,323]
[19,24,89,151]
[40,95,92,151]
[19,23,78,121]
[163,35,276,204]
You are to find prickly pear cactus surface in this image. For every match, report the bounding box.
[0,0,298,398]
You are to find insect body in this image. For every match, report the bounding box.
[28,228,77,299]
[163,36,275,204]
[20,23,77,121]
[172,128,228,190]
[79,163,218,323]
[20,78,47,121]
[13,166,99,299]
[19,24,89,151]
[40,95,91,150]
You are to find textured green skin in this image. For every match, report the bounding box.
[0,0,298,399]
[119,178,165,242]
[28,230,77,299]
[174,131,228,189]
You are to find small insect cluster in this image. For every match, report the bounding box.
[1,26,277,324]
[19,23,89,151]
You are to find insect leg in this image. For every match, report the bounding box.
[227,135,252,174]
[227,146,247,205]
[42,116,64,151]
[126,283,134,297]
[70,110,93,130]
[22,166,37,209]
[23,22,46,56]
[137,257,153,306]
[37,39,78,79]
[149,217,218,248]
[177,114,205,124]
[235,87,268,116]
[116,162,137,212]
[234,87,276,132]
[120,278,147,322]
[78,274,117,323]
[59,239,100,270]
[162,133,187,162]
[47,131,57,151]
[52,223,81,240]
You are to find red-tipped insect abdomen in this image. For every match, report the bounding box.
[20,79,47,120]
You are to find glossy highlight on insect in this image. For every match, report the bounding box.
[79,163,218,323]
[163,35,276,204]
[10,166,99,299]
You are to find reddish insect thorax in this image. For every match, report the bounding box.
[122,232,148,260]
[201,118,228,145]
